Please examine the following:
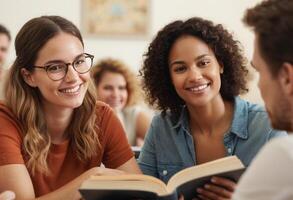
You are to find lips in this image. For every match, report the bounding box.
[59,84,81,94]
[186,83,210,93]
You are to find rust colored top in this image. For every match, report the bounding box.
[0,101,133,196]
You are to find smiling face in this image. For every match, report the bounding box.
[22,32,90,111]
[96,71,128,110]
[169,35,223,108]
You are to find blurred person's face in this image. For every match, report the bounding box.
[169,35,223,108]
[0,33,10,67]
[96,72,128,110]
[252,36,292,131]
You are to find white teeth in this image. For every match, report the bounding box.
[188,84,208,92]
[60,85,80,93]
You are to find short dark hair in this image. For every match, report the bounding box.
[244,0,293,75]
[140,17,248,116]
[0,24,11,40]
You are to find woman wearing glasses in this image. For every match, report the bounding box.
[0,16,141,199]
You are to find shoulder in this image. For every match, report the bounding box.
[236,97,267,116]
[95,101,112,115]
[245,100,286,136]
[245,100,271,128]
[94,101,116,134]
[94,101,126,138]
[0,103,22,135]
[123,105,141,113]
[235,97,271,130]
[95,101,120,123]
[232,97,287,139]
[0,103,23,165]
[146,111,176,139]
[150,111,173,127]
[121,105,142,119]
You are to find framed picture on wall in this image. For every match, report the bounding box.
[82,0,150,38]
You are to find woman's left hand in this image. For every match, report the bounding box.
[196,176,236,200]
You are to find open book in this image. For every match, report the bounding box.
[79,156,245,200]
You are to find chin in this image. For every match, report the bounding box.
[66,98,85,109]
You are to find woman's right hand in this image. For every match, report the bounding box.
[0,191,15,200]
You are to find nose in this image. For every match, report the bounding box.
[64,64,79,82]
[111,88,120,98]
[188,65,203,81]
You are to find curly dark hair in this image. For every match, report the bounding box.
[243,0,293,76]
[140,17,248,116]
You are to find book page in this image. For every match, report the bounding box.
[167,156,244,192]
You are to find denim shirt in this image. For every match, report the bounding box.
[138,97,287,183]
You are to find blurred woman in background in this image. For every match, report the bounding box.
[92,58,151,146]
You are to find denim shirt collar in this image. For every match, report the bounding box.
[229,97,249,139]
[171,97,248,139]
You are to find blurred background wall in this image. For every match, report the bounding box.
[0,0,263,104]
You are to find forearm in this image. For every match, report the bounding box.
[30,168,96,200]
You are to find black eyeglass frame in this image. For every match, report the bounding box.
[33,53,94,81]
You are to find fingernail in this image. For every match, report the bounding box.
[197,188,203,193]
[204,184,210,189]
[211,177,217,183]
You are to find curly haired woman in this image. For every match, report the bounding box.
[138,17,287,199]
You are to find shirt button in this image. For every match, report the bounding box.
[163,170,168,176]
[227,148,232,154]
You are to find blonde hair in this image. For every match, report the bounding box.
[4,16,100,175]
[92,58,142,106]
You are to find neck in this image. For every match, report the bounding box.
[188,95,233,136]
[42,101,74,144]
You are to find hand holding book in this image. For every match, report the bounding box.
[80,156,245,200]
[196,176,236,199]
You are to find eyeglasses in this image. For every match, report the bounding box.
[34,53,94,81]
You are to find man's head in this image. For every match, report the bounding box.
[244,0,293,131]
[0,24,11,68]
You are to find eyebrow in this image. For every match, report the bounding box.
[169,54,210,67]
[44,53,84,65]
